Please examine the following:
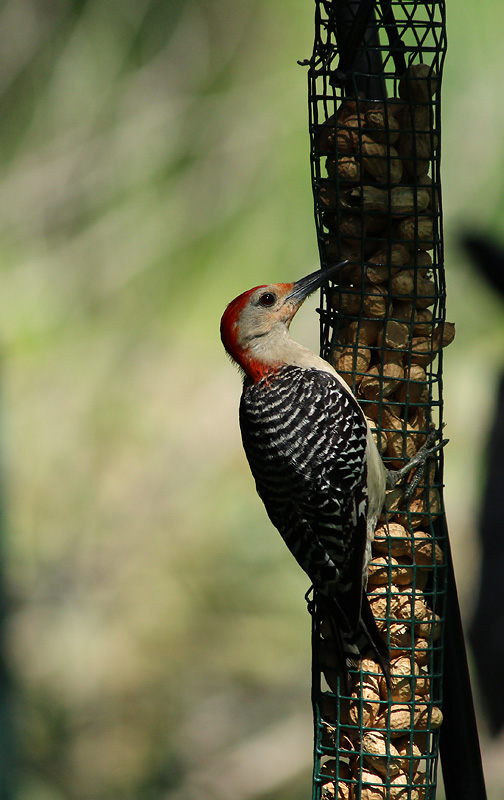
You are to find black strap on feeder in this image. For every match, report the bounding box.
[328,0,384,96]
[439,538,487,800]
[328,0,407,95]
[378,0,407,76]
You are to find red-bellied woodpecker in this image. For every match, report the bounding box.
[221,262,393,687]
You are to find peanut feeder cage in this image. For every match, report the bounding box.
[300,1,486,799]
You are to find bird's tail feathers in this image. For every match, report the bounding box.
[320,592,391,695]
[320,606,354,696]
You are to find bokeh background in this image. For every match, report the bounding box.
[1,0,504,798]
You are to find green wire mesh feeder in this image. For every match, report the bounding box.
[301,2,486,799]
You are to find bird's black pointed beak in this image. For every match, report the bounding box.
[286,261,348,304]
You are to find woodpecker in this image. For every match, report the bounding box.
[220,262,391,687]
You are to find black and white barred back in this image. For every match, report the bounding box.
[239,364,388,672]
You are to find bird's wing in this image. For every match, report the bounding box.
[240,366,370,633]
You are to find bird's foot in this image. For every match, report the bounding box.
[386,425,448,501]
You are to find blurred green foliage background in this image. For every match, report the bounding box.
[1,0,504,798]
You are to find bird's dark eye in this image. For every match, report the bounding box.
[259,292,276,307]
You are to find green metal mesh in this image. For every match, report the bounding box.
[306,2,448,799]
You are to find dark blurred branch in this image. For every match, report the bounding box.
[463,230,504,736]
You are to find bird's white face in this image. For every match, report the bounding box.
[233,283,301,349]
